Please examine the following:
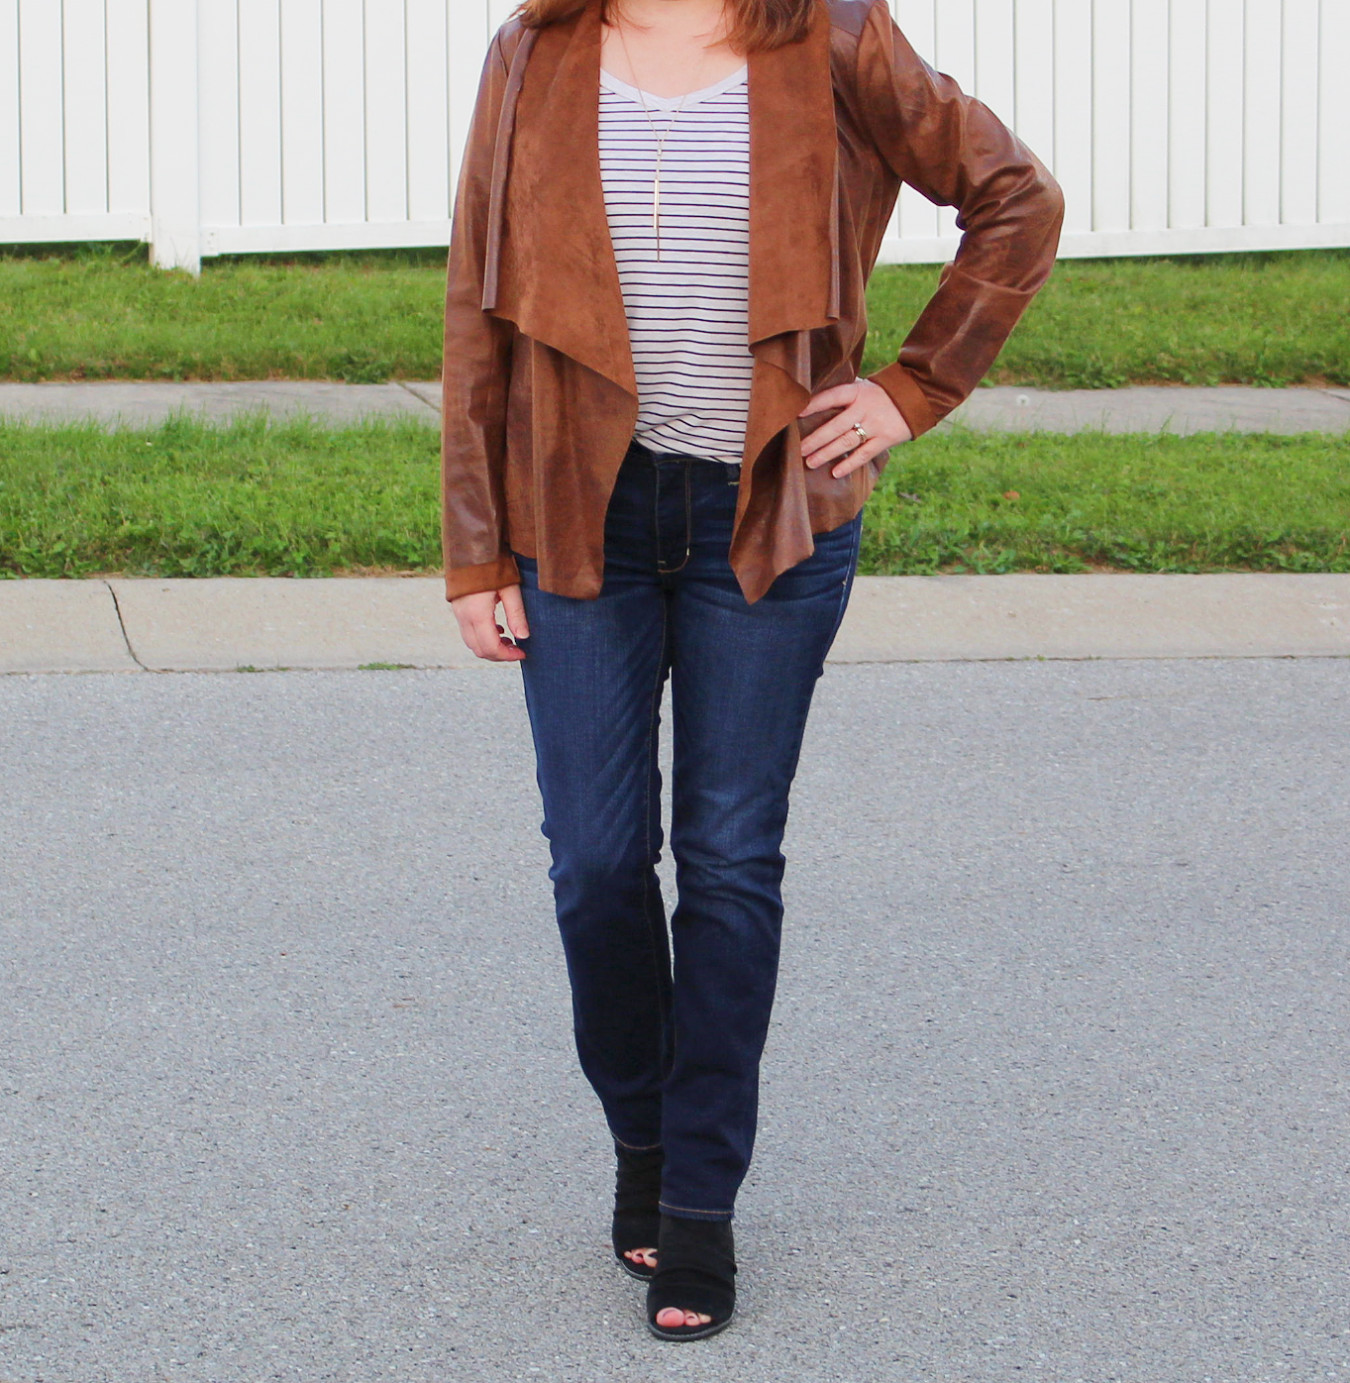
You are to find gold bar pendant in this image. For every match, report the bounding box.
[653,172,661,261]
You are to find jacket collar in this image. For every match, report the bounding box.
[484,0,839,396]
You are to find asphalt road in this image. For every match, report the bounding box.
[1,660,1347,1383]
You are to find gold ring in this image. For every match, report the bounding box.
[851,422,869,445]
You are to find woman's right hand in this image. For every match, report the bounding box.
[450,585,530,662]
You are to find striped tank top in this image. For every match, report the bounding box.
[598,65,753,465]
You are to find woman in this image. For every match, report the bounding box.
[442,0,1063,1342]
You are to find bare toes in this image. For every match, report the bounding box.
[655,1307,712,1329]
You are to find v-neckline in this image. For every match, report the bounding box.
[599,64,749,111]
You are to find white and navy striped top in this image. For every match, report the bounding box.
[598,65,753,465]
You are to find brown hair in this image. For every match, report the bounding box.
[511,0,816,53]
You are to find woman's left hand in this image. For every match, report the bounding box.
[798,378,913,478]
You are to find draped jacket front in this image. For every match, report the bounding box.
[441,0,1065,604]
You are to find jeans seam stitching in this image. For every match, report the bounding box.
[641,593,673,1111]
[680,465,692,570]
[828,515,863,644]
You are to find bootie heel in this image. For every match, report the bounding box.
[645,1213,737,1341]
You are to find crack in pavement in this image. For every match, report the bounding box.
[394,380,441,414]
[104,581,150,672]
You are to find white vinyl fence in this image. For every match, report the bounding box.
[1,0,1347,272]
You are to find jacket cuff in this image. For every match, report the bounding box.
[866,361,939,439]
[444,552,521,602]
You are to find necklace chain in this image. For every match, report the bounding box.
[613,20,711,262]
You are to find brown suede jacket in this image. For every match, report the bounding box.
[442,0,1064,604]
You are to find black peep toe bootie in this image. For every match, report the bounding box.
[646,1213,737,1341]
[611,1144,664,1281]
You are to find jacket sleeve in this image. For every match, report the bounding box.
[855,0,1065,438]
[441,29,520,602]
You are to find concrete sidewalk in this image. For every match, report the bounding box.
[4,381,1345,675]
[3,573,1347,674]
[0,379,442,427]
[2,379,1350,432]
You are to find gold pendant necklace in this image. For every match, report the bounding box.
[615,22,709,262]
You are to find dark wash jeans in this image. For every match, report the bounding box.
[513,438,862,1221]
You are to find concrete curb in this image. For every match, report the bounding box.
[5,573,1347,675]
[0,580,140,674]
[832,572,1350,661]
[107,575,478,672]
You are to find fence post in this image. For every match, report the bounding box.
[147,0,200,272]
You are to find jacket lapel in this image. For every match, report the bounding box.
[746,0,839,346]
[489,2,636,395]
[485,0,840,405]
[739,0,839,557]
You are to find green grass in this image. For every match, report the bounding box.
[2,241,1348,388]
[0,415,441,577]
[866,249,1350,390]
[0,244,445,384]
[861,428,1350,574]
[2,415,1346,579]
